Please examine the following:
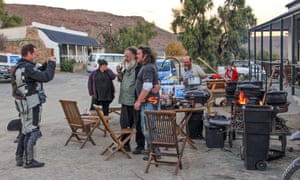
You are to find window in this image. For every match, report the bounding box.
[156,61,170,71]
[114,56,123,63]
[0,55,8,63]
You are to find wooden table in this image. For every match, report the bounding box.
[168,107,205,149]
[206,79,226,93]
[89,106,121,116]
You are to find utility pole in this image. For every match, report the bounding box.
[109,23,112,52]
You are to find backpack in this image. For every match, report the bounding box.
[11,62,26,98]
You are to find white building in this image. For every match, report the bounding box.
[0,22,103,65]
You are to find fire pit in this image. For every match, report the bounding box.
[231,86,264,125]
[229,86,291,160]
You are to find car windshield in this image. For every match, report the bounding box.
[156,61,170,71]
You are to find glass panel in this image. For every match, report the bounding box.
[100,55,114,63]
[88,55,97,62]
[156,61,170,71]
[0,55,8,63]
[114,56,123,63]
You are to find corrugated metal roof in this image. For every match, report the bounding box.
[250,5,300,32]
[39,28,99,46]
[286,0,300,8]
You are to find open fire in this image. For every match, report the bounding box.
[237,90,247,105]
[237,90,263,105]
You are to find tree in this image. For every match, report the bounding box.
[172,0,257,69]
[171,0,222,68]
[165,42,186,56]
[0,0,22,28]
[218,0,256,62]
[0,33,7,50]
[101,21,157,53]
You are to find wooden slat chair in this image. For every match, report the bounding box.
[59,99,100,149]
[83,110,107,137]
[93,104,136,161]
[144,110,187,175]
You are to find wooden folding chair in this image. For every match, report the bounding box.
[144,110,187,175]
[93,105,136,161]
[59,99,100,149]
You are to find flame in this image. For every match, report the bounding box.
[237,90,248,105]
[259,100,263,106]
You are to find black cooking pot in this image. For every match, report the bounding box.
[184,89,211,105]
[249,80,263,89]
[238,80,263,89]
[266,89,288,105]
[235,83,263,98]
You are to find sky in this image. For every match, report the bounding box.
[5,0,289,32]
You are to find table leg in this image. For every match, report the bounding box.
[178,111,198,149]
[177,126,197,149]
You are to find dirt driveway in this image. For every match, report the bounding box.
[1,71,300,180]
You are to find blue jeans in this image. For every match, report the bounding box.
[140,102,158,151]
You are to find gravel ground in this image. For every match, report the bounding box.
[1,71,300,180]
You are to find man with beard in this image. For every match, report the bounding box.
[180,56,207,139]
[116,47,144,153]
[180,56,207,90]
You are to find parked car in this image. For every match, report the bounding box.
[87,53,124,73]
[0,53,21,79]
[156,59,178,84]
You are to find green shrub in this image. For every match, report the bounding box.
[60,59,76,72]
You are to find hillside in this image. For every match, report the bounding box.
[5,4,179,52]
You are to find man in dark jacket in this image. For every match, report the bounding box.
[13,43,56,168]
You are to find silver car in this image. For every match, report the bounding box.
[0,53,20,79]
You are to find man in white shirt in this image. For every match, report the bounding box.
[181,56,207,90]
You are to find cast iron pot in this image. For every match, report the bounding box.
[235,83,263,99]
[266,89,288,105]
[238,80,263,88]
[184,89,211,105]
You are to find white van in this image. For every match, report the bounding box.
[0,53,21,79]
[87,53,124,73]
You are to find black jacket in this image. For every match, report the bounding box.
[16,58,56,96]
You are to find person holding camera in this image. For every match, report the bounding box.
[12,44,56,168]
